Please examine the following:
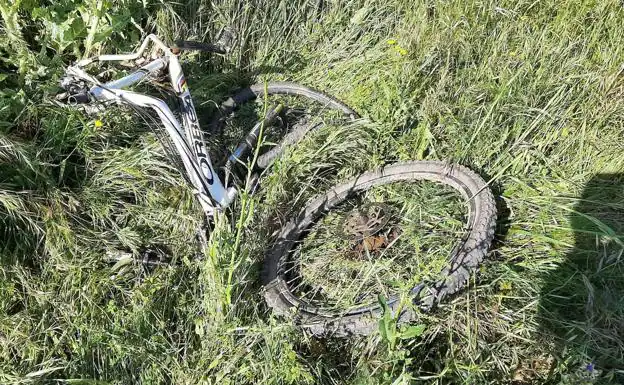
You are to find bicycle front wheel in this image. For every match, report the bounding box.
[262,161,497,336]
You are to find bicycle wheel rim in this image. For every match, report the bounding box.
[208,82,359,171]
[263,161,496,322]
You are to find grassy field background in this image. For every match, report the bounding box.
[1,0,624,383]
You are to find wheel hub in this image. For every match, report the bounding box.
[337,202,399,258]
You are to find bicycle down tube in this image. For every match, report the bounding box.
[167,56,237,208]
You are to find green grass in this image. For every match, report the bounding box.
[1,0,624,384]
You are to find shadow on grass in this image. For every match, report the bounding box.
[539,174,624,382]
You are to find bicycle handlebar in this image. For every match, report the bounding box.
[173,40,226,54]
[76,34,172,67]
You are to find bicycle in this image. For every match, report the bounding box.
[57,33,497,336]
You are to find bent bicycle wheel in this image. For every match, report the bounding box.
[262,161,496,336]
[209,82,358,170]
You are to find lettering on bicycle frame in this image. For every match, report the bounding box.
[182,93,214,186]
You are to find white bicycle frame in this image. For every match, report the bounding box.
[65,35,237,216]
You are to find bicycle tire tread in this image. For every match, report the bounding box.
[262,161,497,336]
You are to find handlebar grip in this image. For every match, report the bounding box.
[173,40,226,54]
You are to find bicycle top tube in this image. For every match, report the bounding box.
[105,58,168,89]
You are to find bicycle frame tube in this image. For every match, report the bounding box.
[76,45,236,214]
[168,57,216,183]
[167,55,238,209]
[105,58,167,89]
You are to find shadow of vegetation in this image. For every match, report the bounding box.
[539,174,624,382]
[296,336,361,384]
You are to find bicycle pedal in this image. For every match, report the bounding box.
[215,27,237,53]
